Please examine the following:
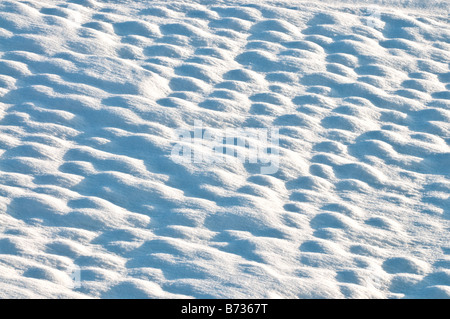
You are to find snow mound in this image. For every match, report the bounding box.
[0,0,449,298]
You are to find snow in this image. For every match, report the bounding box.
[0,0,449,299]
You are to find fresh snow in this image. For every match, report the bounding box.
[0,0,449,299]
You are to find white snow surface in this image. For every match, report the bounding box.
[0,0,449,299]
